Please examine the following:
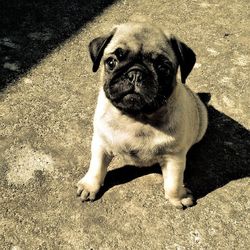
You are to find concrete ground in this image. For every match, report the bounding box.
[0,0,249,249]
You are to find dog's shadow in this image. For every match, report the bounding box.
[97,93,250,201]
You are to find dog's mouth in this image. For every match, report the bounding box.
[108,82,135,101]
[105,81,155,113]
[115,93,143,111]
[108,88,161,114]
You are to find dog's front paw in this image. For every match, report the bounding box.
[76,175,101,202]
[165,187,194,209]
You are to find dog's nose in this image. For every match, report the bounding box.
[127,70,143,83]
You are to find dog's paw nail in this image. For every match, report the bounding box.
[76,187,83,196]
[175,203,184,210]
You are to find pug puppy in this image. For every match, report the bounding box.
[77,21,208,208]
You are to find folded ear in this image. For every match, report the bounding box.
[170,36,196,84]
[89,28,117,72]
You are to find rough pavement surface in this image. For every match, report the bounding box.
[0,0,249,249]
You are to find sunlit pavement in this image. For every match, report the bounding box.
[1,1,249,249]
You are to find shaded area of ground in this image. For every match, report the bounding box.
[0,0,250,249]
[0,0,116,90]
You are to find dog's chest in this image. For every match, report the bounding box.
[102,120,177,166]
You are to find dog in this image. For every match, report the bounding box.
[76,21,208,209]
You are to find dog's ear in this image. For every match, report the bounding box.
[170,36,196,84]
[89,28,117,72]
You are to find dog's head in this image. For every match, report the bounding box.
[89,22,196,114]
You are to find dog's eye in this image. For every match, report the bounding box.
[155,60,171,73]
[156,63,166,71]
[115,48,126,60]
[105,57,117,70]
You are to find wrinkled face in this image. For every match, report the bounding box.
[102,24,177,114]
[89,22,196,115]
